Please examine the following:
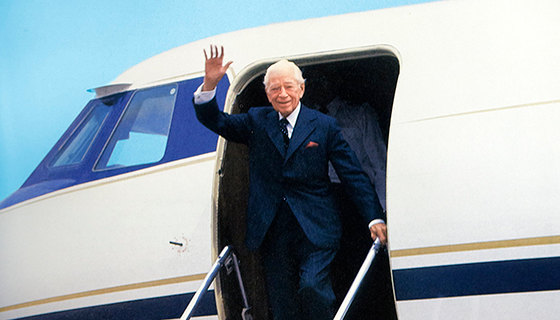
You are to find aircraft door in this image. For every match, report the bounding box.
[213,47,400,320]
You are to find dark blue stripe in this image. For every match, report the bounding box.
[393,256,560,301]
[17,291,217,320]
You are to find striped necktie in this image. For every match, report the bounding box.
[279,118,290,150]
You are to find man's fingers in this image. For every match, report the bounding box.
[212,45,218,58]
[205,45,227,61]
[204,45,233,70]
[204,45,215,60]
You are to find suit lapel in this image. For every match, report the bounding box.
[286,105,316,161]
[265,110,287,156]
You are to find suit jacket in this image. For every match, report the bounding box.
[194,97,384,250]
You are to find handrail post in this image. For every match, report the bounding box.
[179,245,252,320]
[229,252,252,320]
[333,238,382,320]
[179,246,232,320]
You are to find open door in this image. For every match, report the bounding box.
[213,47,400,320]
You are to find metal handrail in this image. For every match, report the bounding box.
[333,238,383,320]
[180,245,252,320]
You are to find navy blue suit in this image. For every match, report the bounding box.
[194,97,384,319]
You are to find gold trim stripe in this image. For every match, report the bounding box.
[390,235,560,258]
[0,273,206,313]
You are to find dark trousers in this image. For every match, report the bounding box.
[261,200,337,320]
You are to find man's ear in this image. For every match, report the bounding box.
[299,83,305,98]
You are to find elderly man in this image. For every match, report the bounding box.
[193,45,387,320]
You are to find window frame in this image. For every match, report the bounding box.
[48,98,114,170]
[93,83,179,172]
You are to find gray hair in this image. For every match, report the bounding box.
[263,59,305,89]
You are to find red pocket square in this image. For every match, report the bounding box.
[305,141,319,148]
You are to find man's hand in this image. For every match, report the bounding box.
[370,222,387,245]
[202,45,233,92]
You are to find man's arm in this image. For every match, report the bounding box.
[327,119,388,245]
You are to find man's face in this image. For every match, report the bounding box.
[265,69,305,117]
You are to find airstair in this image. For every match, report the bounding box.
[181,239,383,320]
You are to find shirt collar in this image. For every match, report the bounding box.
[278,103,301,127]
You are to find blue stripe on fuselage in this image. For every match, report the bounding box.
[393,256,560,300]
[16,291,217,320]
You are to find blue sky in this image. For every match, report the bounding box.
[0,0,437,201]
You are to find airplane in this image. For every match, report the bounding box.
[1,0,559,319]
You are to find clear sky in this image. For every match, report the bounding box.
[0,0,438,201]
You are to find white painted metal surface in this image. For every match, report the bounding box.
[0,155,217,319]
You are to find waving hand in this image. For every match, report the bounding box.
[202,45,233,92]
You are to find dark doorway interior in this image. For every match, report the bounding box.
[215,53,399,320]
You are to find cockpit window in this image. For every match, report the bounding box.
[50,100,112,168]
[95,83,177,170]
